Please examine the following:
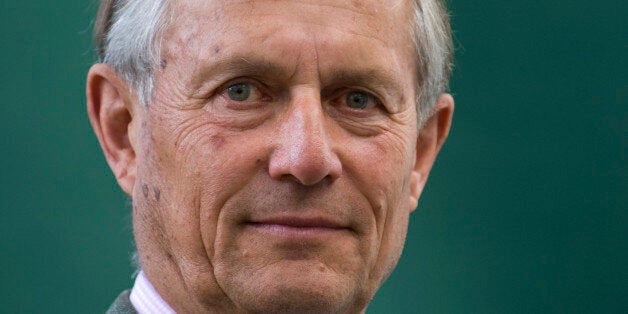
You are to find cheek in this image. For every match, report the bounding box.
[133,115,210,258]
[133,111,272,298]
[340,133,414,279]
[151,110,272,248]
[344,131,414,210]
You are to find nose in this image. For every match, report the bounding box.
[268,90,342,186]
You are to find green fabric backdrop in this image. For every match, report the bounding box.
[2,1,625,313]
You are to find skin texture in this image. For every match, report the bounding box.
[87,0,453,313]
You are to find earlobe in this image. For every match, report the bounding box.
[408,171,424,212]
[86,64,138,195]
[408,93,454,212]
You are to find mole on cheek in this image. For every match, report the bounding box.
[160,59,168,69]
[142,183,149,198]
[153,187,161,201]
[213,45,220,54]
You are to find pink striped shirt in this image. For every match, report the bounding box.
[129,271,176,314]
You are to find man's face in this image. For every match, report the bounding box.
[131,0,424,312]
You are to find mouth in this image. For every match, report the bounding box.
[246,216,352,237]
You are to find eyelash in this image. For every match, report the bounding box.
[212,80,274,111]
[327,88,384,116]
[345,90,381,109]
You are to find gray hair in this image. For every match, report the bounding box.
[411,0,453,125]
[95,0,170,106]
[94,0,453,122]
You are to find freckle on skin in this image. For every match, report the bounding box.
[160,59,167,69]
[213,45,220,54]
[142,183,149,197]
[153,187,161,201]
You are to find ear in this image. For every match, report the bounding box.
[86,64,139,195]
[409,93,454,211]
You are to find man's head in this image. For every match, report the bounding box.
[87,0,454,312]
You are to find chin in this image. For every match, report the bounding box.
[239,285,364,314]
[226,263,369,314]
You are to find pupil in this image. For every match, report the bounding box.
[347,92,368,109]
[227,84,251,101]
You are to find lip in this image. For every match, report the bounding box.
[246,216,351,236]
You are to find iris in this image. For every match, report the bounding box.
[346,91,369,109]
[227,83,251,101]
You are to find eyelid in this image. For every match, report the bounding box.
[335,88,385,111]
[216,78,270,101]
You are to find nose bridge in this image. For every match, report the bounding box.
[269,87,342,185]
[289,91,325,152]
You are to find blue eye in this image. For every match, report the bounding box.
[227,83,251,101]
[346,91,370,109]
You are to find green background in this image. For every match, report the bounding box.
[2,1,625,313]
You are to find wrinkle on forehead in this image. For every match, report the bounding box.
[164,0,415,68]
[169,0,410,38]
[217,0,405,15]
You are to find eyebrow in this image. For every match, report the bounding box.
[189,55,294,88]
[324,68,405,98]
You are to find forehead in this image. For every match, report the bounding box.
[162,0,417,94]
[170,0,410,26]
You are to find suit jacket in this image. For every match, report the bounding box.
[106,290,138,314]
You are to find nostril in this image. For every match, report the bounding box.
[268,143,342,186]
[291,157,333,186]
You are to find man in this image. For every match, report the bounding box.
[87,0,454,312]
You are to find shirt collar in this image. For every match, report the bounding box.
[129,270,177,314]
